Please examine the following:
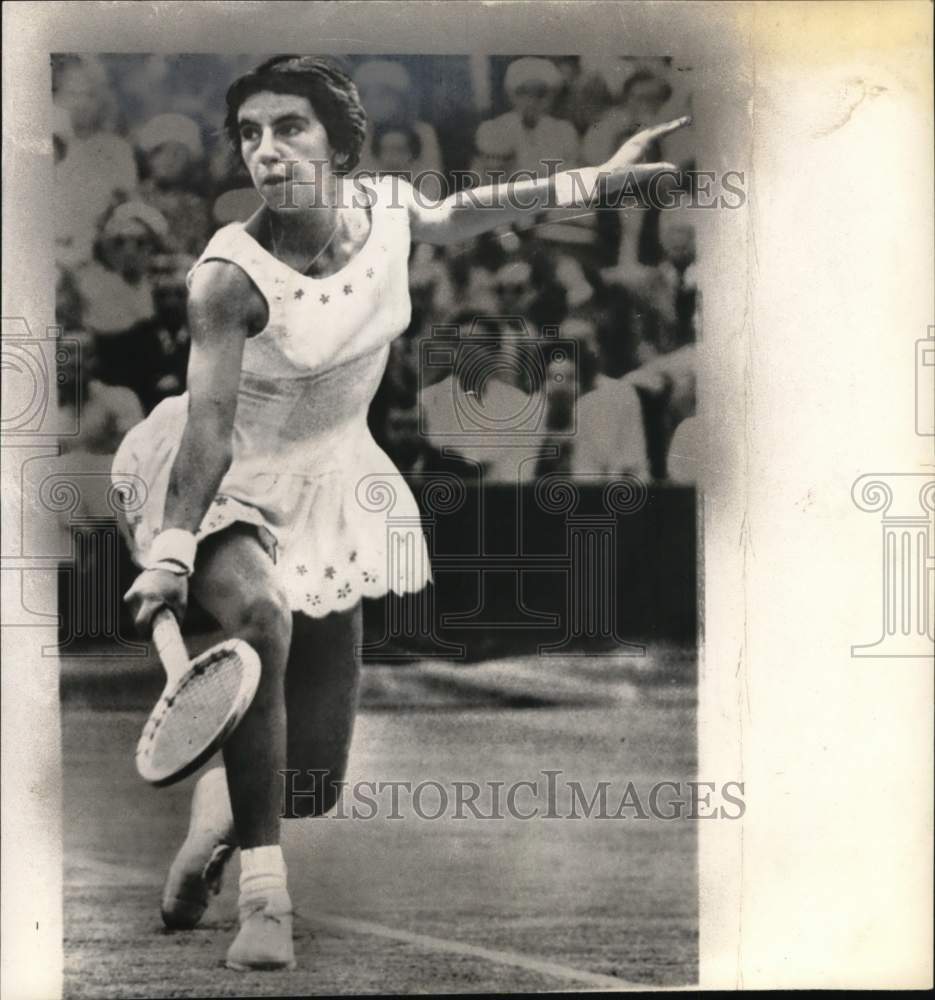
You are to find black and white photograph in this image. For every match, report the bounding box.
[51,43,700,993]
[2,2,933,996]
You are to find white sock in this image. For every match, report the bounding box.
[239,845,288,903]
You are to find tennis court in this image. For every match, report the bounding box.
[62,644,697,996]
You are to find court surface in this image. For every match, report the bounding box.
[63,647,697,996]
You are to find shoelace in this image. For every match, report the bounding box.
[240,900,292,924]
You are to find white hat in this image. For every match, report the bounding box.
[102,201,170,241]
[137,113,204,158]
[353,60,412,93]
[504,57,561,94]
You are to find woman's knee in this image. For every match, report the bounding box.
[235,586,293,660]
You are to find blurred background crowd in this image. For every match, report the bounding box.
[53,52,700,489]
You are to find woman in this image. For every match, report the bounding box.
[113,54,688,972]
[77,201,171,412]
[53,55,139,268]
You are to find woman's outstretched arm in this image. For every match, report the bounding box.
[407,115,691,246]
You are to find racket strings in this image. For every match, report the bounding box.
[145,650,249,774]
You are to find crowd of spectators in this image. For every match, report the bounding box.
[53,52,700,492]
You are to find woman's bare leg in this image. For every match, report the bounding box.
[189,525,293,848]
[282,605,363,818]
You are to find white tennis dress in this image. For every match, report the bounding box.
[111,175,432,618]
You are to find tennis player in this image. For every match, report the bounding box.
[114,54,689,971]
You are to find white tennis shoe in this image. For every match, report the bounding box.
[225,888,297,971]
[161,766,237,930]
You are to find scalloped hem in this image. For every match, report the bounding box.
[122,495,433,619]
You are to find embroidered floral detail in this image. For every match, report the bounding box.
[337,582,352,599]
[343,284,353,295]
[349,550,357,562]
[320,293,330,304]
[214,496,228,506]
[296,565,308,575]
[307,594,322,607]
[361,570,374,583]
[324,566,336,579]
[294,289,304,300]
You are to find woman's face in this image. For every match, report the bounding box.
[510,83,553,126]
[359,85,405,125]
[101,223,153,279]
[376,130,415,172]
[148,141,193,184]
[237,90,338,210]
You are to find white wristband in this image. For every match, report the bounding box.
[144,529,197,576]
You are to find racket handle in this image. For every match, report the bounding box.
[152,608,191,685]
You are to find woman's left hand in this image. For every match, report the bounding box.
[600,115,692,186]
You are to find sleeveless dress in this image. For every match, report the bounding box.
[111,175,432,618]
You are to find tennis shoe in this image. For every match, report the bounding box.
[161,767,237,929]
[225,888,296,971]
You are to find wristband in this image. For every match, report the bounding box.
[144,529,197,577]
[147,558,190,577]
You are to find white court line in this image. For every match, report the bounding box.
[299,911,639,991]
[71,853,639,991]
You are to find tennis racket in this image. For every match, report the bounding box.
[135,608,262,787]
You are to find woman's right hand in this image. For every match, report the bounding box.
[124,568,188,634]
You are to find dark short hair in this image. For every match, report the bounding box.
[224,55,368,172]
[621,69,673,107]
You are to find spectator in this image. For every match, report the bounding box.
[552,57,615,136]
[419,318,547,484]
[484,58,605,263]
[136,113,212,255]
[371,121,445,202]
[534,349,580,476]
[471,116,516,186]
[74,201,170,410]
[582,67,675,166]
[53,55,139,267]
[627,344,697,480]
[353,59,444,180]
[570,310,653,479]
[372,121,421,175]
[603,209,698,355]
[148,255,195,405]
[484,58,579,177]
[114,54,173,127]
[57,329,145,456]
